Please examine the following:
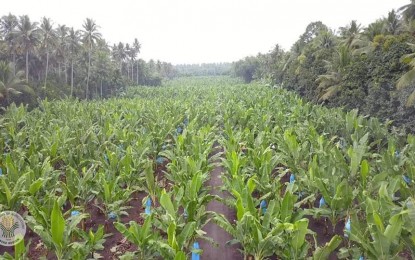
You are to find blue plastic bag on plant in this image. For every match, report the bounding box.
[289,173,295,183]
[145,198,152,215]
[344,217,351,237]
[319,197,326,208]
[192,242,200,260]
[156,156,166,165]
[403,175,411,185]
[71,210,80,217]
[108,212,117,220]
[260,200,267,214]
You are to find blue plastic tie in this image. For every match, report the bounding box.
[359,256,364,260]
[145,198,152,215]
[146,197,152,207]
[104,154,109,163]
[403,175,411,185]
[183,209,188,219]
[260,200,267,214]
[319,197,326,208]
[108,212,117,220]
[0,168,2,176]
[191,242,200,260]
[344,217,351,237]
[176,126,183,134]
[289,174,295,183]
[395,150,400,159]
[156,157,165,165]
[71,210,80,217]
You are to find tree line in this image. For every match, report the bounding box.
[174,63,232,77]
[232,1,415,132]
[0,14,177,107]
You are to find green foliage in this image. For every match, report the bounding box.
[1,77,414,259]
[231,12,415,132]
[0,13,176,106]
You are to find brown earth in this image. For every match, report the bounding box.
[199,145,243,260]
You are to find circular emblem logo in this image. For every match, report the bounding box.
[0,211,26,246]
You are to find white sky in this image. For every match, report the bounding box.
[2,0,409,64]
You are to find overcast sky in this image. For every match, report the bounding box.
[2,0,409,64]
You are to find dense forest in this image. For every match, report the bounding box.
[232,2,415,132]
[0,14,177,107]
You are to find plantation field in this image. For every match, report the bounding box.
[0,77,415,259]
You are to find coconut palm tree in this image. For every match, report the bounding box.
[384,10,402,35]
[94,40,111,98]
[68,27,80,97]
[0,61,34,106]
[316,45,352,101]
[397,43,415,107]
[14,15,39,82]
[339,20,362,49]
[314,29,336,49]
[363,20,385,41]
[350,20,385,56]
[39,17,56,89]
[399,0,415,22]
[81,18,101,99]
[0,13,18,75]
[55,24,69,83]
[125,43,132,80]
[112,42,126,75]
[127,42,138,81]
[133,38,141,84]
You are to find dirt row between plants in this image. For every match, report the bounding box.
[199,145,242,259]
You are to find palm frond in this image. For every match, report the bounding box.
[319,85,341,101]
[397,69,415,90]
[7,88,21,96]
[405,90,415,107]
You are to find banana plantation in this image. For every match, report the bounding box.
[0,77,414,259]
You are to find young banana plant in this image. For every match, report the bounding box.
[0,239,30,260]
[25,199,89,260]
[96,171,134,219]
[347,197,409,259]
[155,190,210,258]
[71,225,109,260]
[114,215,163,259]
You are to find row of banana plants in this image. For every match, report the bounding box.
[215,80,415,259]
[1,76,415,259]
[0,78,228,259]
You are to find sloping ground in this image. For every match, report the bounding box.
[199,146,242,259]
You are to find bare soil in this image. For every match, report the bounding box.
[199,145,243,260]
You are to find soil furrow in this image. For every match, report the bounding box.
[199,146,242,260]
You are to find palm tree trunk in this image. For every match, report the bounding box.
[58,62,61,81]
[12,53,16,76]
[131,60,134,81]
[86,43,91,99]
[71,60,74,97]
[64,61,68,85]
[100,79,103,98]
[136,61,139,84]
[25,50,29,82]
[44,52,49,89]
